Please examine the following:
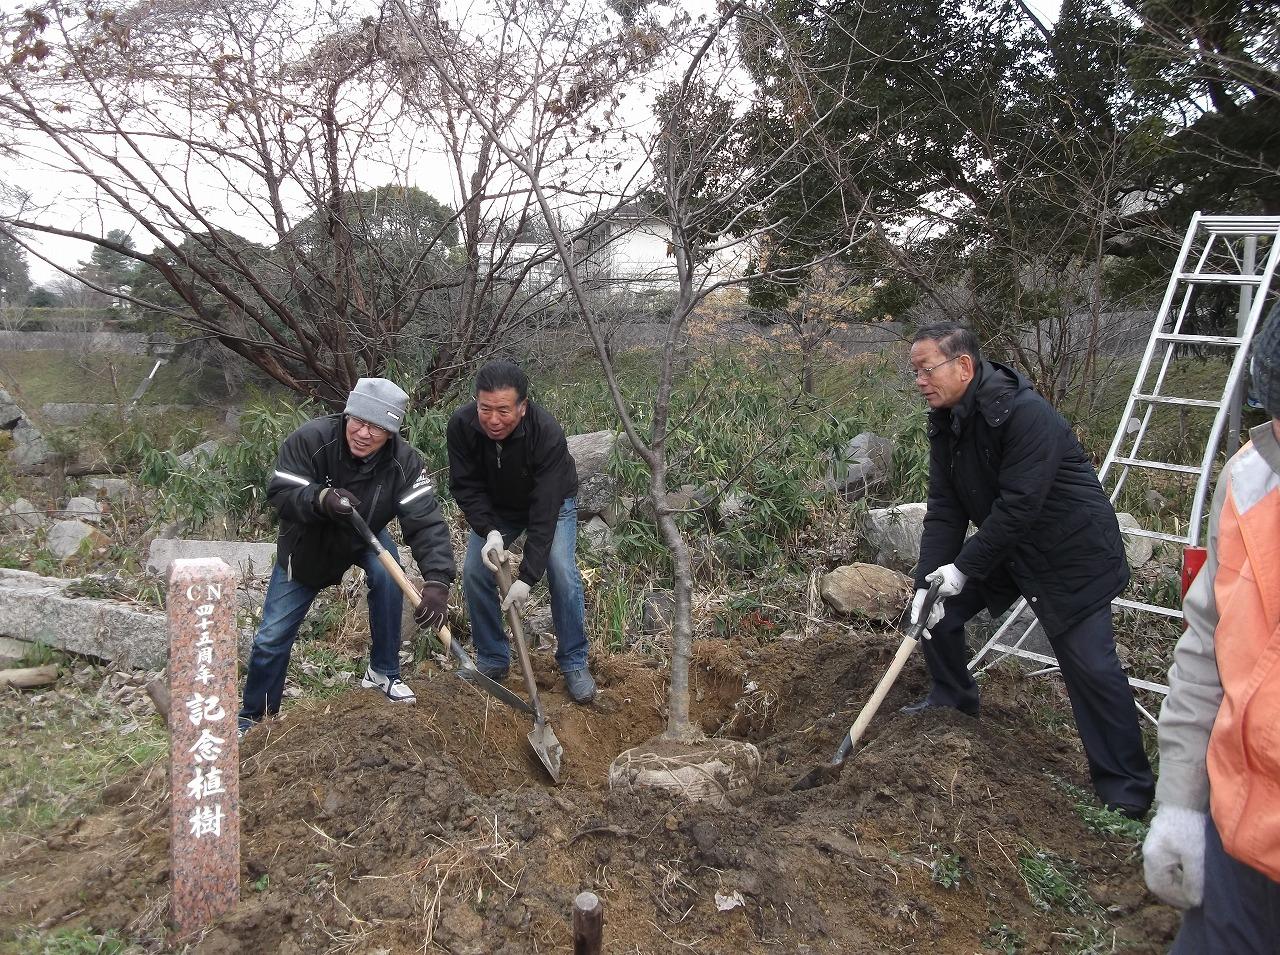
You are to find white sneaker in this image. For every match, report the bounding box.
[361,666,416,704]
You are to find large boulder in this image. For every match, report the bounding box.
[147,538,279,579]
[46,520,108,559]
[580,515,614,555]
[826,432,893,500]
[1,497,46,532]
[0,386,54,473]
[63,496,104,524]
[820,563,913,621]
[86,477,134,500]
[567,430,620,519]
[177,439,221,468]
[640,589,676,636]
[860,502,928,573]
[1114,512,1155,567]
[0,568,168,668]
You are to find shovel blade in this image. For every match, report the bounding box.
[529,721,563,784]
[790,761,844,792]
[456,667,535,715]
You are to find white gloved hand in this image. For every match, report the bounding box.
[501,579,531,614]
[481,530,506,572]
[910,587,946,639]
[925,562,968,598]
[1142,805,1207,909]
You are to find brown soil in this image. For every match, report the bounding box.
[0,630,1179,953]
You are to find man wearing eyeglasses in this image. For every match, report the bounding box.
[905,321,1154,819]
[238,377,455,736]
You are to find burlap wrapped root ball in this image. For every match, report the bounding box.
[607,738,761,808]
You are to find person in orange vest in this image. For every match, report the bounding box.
[1143,302,1280,952]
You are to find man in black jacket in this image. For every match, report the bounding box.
[446,360,596,703]
[907,322,1154,817]
[237,378,455,735]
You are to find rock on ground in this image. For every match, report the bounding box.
[0,497,46,532]
[860,502,927,573]
[0,568,167,668]
[820,562,913,621]
[45,520,108,559]
[567,430,619,519]
[1115,512,1155,567]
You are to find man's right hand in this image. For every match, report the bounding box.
[319,487,362,519]
[1143,805,1207,909]
[481,530,506,572]
[910,587,946,639]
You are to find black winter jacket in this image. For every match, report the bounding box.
[914,361,1129,636]
[446,400,579,586]
[268,414,455,589]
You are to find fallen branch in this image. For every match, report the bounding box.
[145,670,171,719]
[0,664,58,689]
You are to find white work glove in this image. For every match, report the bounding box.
[910,587,946,639]
[501,579,531,615]
[1142,805,1207,909]
[481,530,506,572]
[925,562,967,598]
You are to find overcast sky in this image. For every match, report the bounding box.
[3,0,1062,286]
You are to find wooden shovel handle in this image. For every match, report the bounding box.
[347,507,454,652]
[836,632,919,759]
[371,546,455,653]
[833,577,944,762]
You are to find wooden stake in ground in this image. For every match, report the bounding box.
[166,558,239,938]
[573,891,603,955]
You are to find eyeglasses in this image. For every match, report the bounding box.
[909,355,961,381]
[348,416,389,438]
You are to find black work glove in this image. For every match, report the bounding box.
[414,581,450,631]
[318,487,362,519]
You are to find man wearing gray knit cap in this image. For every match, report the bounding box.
[238,378,455,735]
[1143,298,1280,952]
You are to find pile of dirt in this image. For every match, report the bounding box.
[0,629,1179,953]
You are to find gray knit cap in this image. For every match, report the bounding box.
[1251,301,1280,419]
[345,378,408,432]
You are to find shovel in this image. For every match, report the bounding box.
[346,508,533,716]
[792,578,943,791]
[494,554,564,784]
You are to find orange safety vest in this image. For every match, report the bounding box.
[1207,440,1280,882]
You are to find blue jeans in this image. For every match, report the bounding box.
[461,497,587,675]
[239,527,403,724]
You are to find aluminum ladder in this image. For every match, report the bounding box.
[969,213,1280,716]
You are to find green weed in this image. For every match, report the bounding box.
[982,921,1025,954]
[1055,779,1149,843]
[17,641,61,667]
[588,570,644,652]
[12,925,128,954]
[929,848,965,889]
[1017,843,1101,916]
[294,646,361,699]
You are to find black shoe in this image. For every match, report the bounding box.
[1105,802,1150,821]
[477,664,509,683]
[899,696,978,718]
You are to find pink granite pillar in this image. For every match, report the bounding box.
[167,558,239,938]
